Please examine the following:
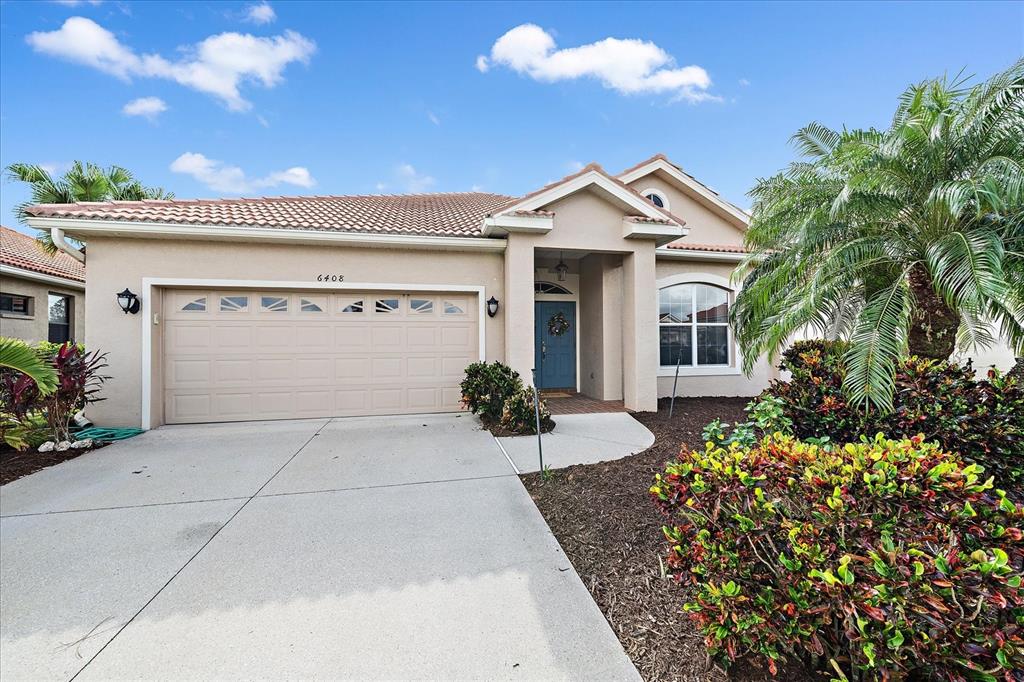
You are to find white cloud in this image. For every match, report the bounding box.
[396,163,435,193]
[122,96,167,120]
[739,78,750,87]
[26,17,315,111]
[477,24,717,103]
[244,2,276,25]
[426,110,440,126]
[170,152,315,194]
[257,114,270,127]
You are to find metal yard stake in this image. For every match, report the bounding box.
[531,368,544,473]
[668,351,683,419]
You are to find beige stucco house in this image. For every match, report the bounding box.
[0,226,85,345]
[23,154,778,429]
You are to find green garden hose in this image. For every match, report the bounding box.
[72,427,144,443]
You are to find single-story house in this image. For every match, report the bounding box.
[23,153,1012,429]
[0,225,85,345]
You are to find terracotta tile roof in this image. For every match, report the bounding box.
[490,162,687,227]
[23,192,516,239]
[624,215,674,225]
[664,241,749,254]
[0,226,85,282]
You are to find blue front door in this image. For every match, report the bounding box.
[535,301,576,389]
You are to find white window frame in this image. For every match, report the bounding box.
[656,273,741,376]
[639,187,671,212]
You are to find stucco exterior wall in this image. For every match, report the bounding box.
[654,259,777,398]
[626,176,746,246]
[83,237,505,427]
[0,274,84,344]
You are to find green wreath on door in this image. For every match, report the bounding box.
[547,311,570,336]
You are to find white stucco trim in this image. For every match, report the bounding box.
[619,158,750,228]
[480,214,553,237]
[496,169,683,227]
[139,278,488,430]
[655,247,745,263]
[655,272,741,377]
[26,217,507,253]
[0,264,84,290]
[638,187,671,211]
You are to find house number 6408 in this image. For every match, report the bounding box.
[317,274,345,282]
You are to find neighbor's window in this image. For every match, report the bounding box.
[48,294,71,343]
[0,293,32,316]
[658,283,730,367]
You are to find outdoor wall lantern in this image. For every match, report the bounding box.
[486,296,500,318]
[116,288,140,314]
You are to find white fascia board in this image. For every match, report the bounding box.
[497,170,679,225]
[622,218,687,245]
[480,214,554,237]
[25,217,507,253]
[0,264,85,290]
[618,159,750,227]
[655,247,745,263]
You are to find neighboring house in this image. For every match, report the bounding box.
[19,155,780,427]
[0,225,85,345]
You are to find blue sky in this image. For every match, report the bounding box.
[1,0,1021,235]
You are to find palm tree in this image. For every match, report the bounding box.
[733,60,1024,411]
[5,162,173,254]
[0,337,57,395]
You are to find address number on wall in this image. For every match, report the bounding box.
[316,274,345,282]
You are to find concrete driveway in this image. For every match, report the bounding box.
[0,414,639,681]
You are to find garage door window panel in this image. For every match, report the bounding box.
[375,298,400,314]
[261,296,289,313]
[340,298,364,314]
[180,296,207,312]
[220,295,249,312]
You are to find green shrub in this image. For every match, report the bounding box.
[499,385,554,435]
[760,340,1024,488]
[651,434,1024,679]
[460,361,523,424]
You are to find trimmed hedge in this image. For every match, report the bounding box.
[651,434,1024,679]
[499,385,554,435]
[460,361,553,435]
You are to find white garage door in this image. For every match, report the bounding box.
[162,289,479,423]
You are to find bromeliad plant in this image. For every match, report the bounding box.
[651,434,1024,680]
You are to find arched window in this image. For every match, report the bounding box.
[535,281,573,295]
[640,188,670,211]
[658,283,730,367]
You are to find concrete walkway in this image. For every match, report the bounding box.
[497,413,655,474]
[0,414,640,681]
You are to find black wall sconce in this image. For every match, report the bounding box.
[116,288,141,314]
[486,296,499,317]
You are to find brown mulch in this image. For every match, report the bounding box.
[521,397,819,682]
[0,443,106,486]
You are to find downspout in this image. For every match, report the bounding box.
[51,226,85,263]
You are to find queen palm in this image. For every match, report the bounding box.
[6,161,173,254]
[733,59,1024,410]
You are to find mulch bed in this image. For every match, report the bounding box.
[521,397,819,682]
[0,443,106,486]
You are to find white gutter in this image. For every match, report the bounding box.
[27,217,508,253]
[0,264,84,290]
[655,247,745,263]
[50,226,85,263]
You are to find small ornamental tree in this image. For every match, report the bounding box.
[651,434,1024,680]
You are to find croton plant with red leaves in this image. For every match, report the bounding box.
[651,434,1023,680]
